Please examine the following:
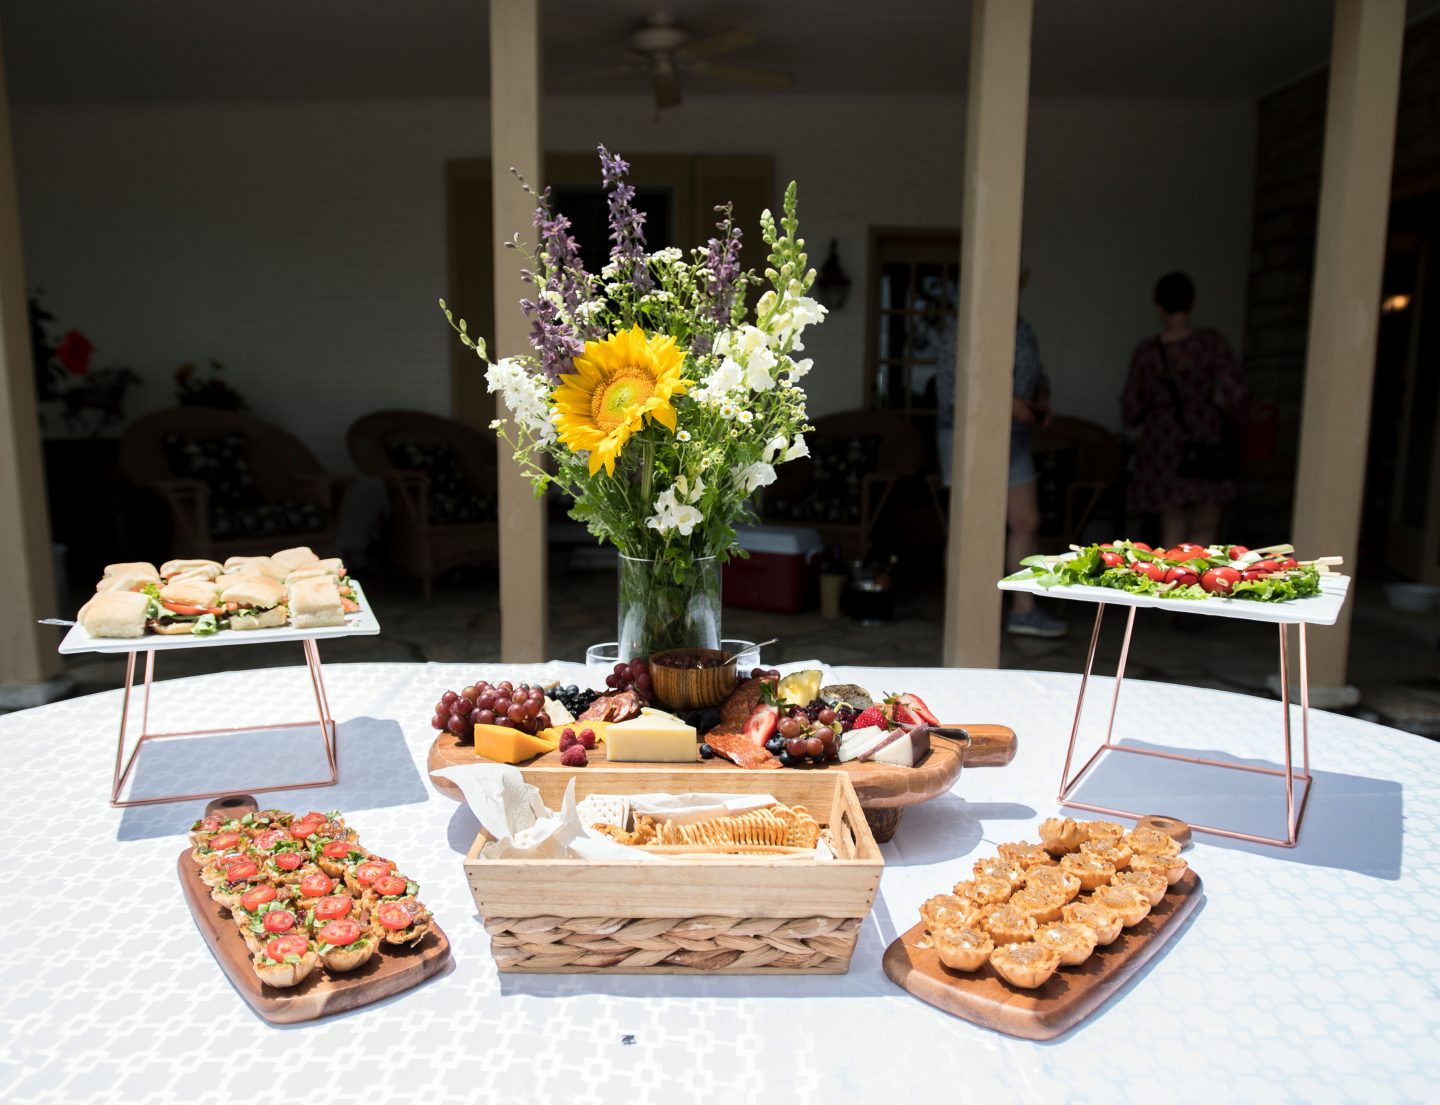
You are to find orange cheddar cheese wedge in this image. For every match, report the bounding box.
[471,724,556,764]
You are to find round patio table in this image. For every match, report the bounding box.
[2,661,1435,1105]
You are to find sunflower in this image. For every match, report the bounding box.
[553,324,690,476]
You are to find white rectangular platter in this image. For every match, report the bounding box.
[997,572,1349,626]
[57,581,381,655]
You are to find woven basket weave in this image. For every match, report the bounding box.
[465,769,883,975]
[485,914,862,971]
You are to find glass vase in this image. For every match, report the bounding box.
[617,554,722,659]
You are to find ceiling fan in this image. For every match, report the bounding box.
[572,11,795,110]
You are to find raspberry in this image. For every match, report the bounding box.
[559,729,580,751]
[559,744,587,767]
[579,728,597,750]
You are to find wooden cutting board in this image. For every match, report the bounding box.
[178,852,452,1024]
[882,871,1203,1040]
[427,724,1016,842]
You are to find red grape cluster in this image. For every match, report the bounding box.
[606,657,656,703]
[430,680,551,742]
[767,703,841,765]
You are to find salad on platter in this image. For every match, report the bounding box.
[1007,541,1342,603]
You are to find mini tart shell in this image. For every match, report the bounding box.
[931,925,994,972]
[989,942,1062,989]
[1062,901,1124,945]
[997,842,1058,870]
[252,949,319,989]
[921,893,982,932]
[1023,864,1081,903]
[1125,826,1183,857]
[1036,922,1098,966]
[1082,819,1126,842]
[980,903,1038,945]
[1038,817,1088,855]
[1091,884,1152,927]
[1008,886,1065,925]
[1112,869,1167,906]
[972,857,1027,889]
[952,876,1012,907]
[1080,837,1133,871]
[1061,852,1116,891]
[318,937,377,973]
[1130,853,1189,886]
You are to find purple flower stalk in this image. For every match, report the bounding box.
[702,202,743,324]
[597,145,650,291]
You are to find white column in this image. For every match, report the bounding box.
[1291,0,1406,691]
[0,16,63,691]
[489,0,548,662]
[943,0,1033,668]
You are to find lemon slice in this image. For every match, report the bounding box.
[777,669,823,707]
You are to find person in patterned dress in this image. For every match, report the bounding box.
[1121,272,1248,548]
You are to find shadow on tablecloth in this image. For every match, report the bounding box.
[114,717,426,841]
[1067,738,1403,878]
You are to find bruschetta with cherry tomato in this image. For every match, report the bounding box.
[362,872,418,914]
[345,857,395,897]
[262,849,312,886]
[253,933,318,988]
[200,847,255,888]
[240,899,300,954]
[306,893,364,932]
[314,918,377,973]
[210,858,265,910]
[191,828,247,867]
[293,871,340,912]
[372,897,433,946]
[315,838,368,879]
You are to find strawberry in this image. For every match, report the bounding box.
[884,692,940,727]
[850,704,887,731]
[742,704,779,746]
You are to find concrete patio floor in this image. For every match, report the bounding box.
[42,555,1440,739]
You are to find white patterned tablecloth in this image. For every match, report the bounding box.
[2,660,1437,1105]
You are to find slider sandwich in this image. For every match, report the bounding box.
[287,577,345,629]
[223,555,286,581]
[78,591,149,638]
[160,558,223,583]
[283,557,345,582]
[271,546,319,574]
[102,561,160,583]
[219,577,289,630]
[95,573,158,595]
[150,579,224,636]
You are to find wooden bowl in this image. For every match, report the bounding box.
[647,647,738,710]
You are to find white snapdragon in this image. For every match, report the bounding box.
[785,357,813,381]
[782,435,810,462]
[485,357,555,443]
[734,461,777,494]
[646,485,704,537]
[743,345,778,392]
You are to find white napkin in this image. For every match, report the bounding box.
[630,792,779,826]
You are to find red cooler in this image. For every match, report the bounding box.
[723,525,824,613]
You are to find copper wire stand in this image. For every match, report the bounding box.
[1057,604,1312,848]
[110,639,338,808]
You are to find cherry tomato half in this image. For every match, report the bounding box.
[321,840,354,859]
[265,934,308,960]
[240,885,277,912]
[372,875,408,898]
[1165,566,1199,586]
[270,851,304,872]
[314,895,353,921]
[1100,550,1124,568]
[1130,542,1153,553]
[1136,561,1168,583]
[299,874,334,898]
[262,910,297,934]
[317,919,363,947]
[375,901,415,931]
[1200,566,1242,594]
[1226,545,1249,560]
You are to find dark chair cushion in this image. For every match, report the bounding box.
[766,436,880,524]
[208,501,327,540]
[386,440,496,525]
[163,432,260,509]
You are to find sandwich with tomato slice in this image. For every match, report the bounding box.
[218,577,289,631]
[223,554,287,581]
[150,578,225,636]
[253,932,319,988]
[159,558,222,583]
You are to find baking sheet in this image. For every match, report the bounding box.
[997,572,1349,626]
[57,580,381,654]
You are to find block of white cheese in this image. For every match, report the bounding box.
[861,725,932,767]
[605,711,699,762]
[837,725,888,763]
[545,697,575,726]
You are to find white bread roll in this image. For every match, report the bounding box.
[271,546,319,573]
[79,591,149,638]
[102,561,159,581]
[160,558,222,579]
[288,577,345,629]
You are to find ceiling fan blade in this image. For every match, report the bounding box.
[653,68,684,109]
[681,27,756,58]
[690,61,794,91]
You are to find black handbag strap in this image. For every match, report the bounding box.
[1155,338,1196,437]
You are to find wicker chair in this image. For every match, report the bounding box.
[1031,415,1125,545]
[346,410,499,600]
[118,408,350,561]
[760,410,925,560]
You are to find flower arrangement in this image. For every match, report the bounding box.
[441,146,826,654]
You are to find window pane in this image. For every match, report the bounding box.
[911,311,945,358]
[881,264,910,311]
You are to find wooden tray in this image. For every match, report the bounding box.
[428,724,1017,842]
[177,853,452,1025]
[882,870,1204,1039]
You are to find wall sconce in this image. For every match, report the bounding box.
[813,238,852,311]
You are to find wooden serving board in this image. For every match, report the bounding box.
[177,852,452,1024]
[427,724,1016,842]
[882,870,1203,1040]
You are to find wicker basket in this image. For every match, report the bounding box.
[464,768,884,974]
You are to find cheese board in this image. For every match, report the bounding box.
[178,799,452,1025]
[881,870,1203,1040]
[427,724,1017,842]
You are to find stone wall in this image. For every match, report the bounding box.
[1238,13,1440,534]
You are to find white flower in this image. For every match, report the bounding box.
[574,299,604,321]
[719,403,738,419]
[676,430,691,442]
[782,435,810,462]
[646,486,704,537]
[743,346,778,392]
[786,357,813,381]
[649,246,683,264]
[737,410,755,424]
[485,357,555,443]
[711,357,745,393]
[734,461,777,494]
[763,435,787,463]
[489,418,504,431]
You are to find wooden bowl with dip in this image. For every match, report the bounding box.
[648,647,738,710]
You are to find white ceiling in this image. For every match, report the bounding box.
[2,0,1437,105]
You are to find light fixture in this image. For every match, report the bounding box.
[1381,293,1411,313]
[813,238,852,311]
